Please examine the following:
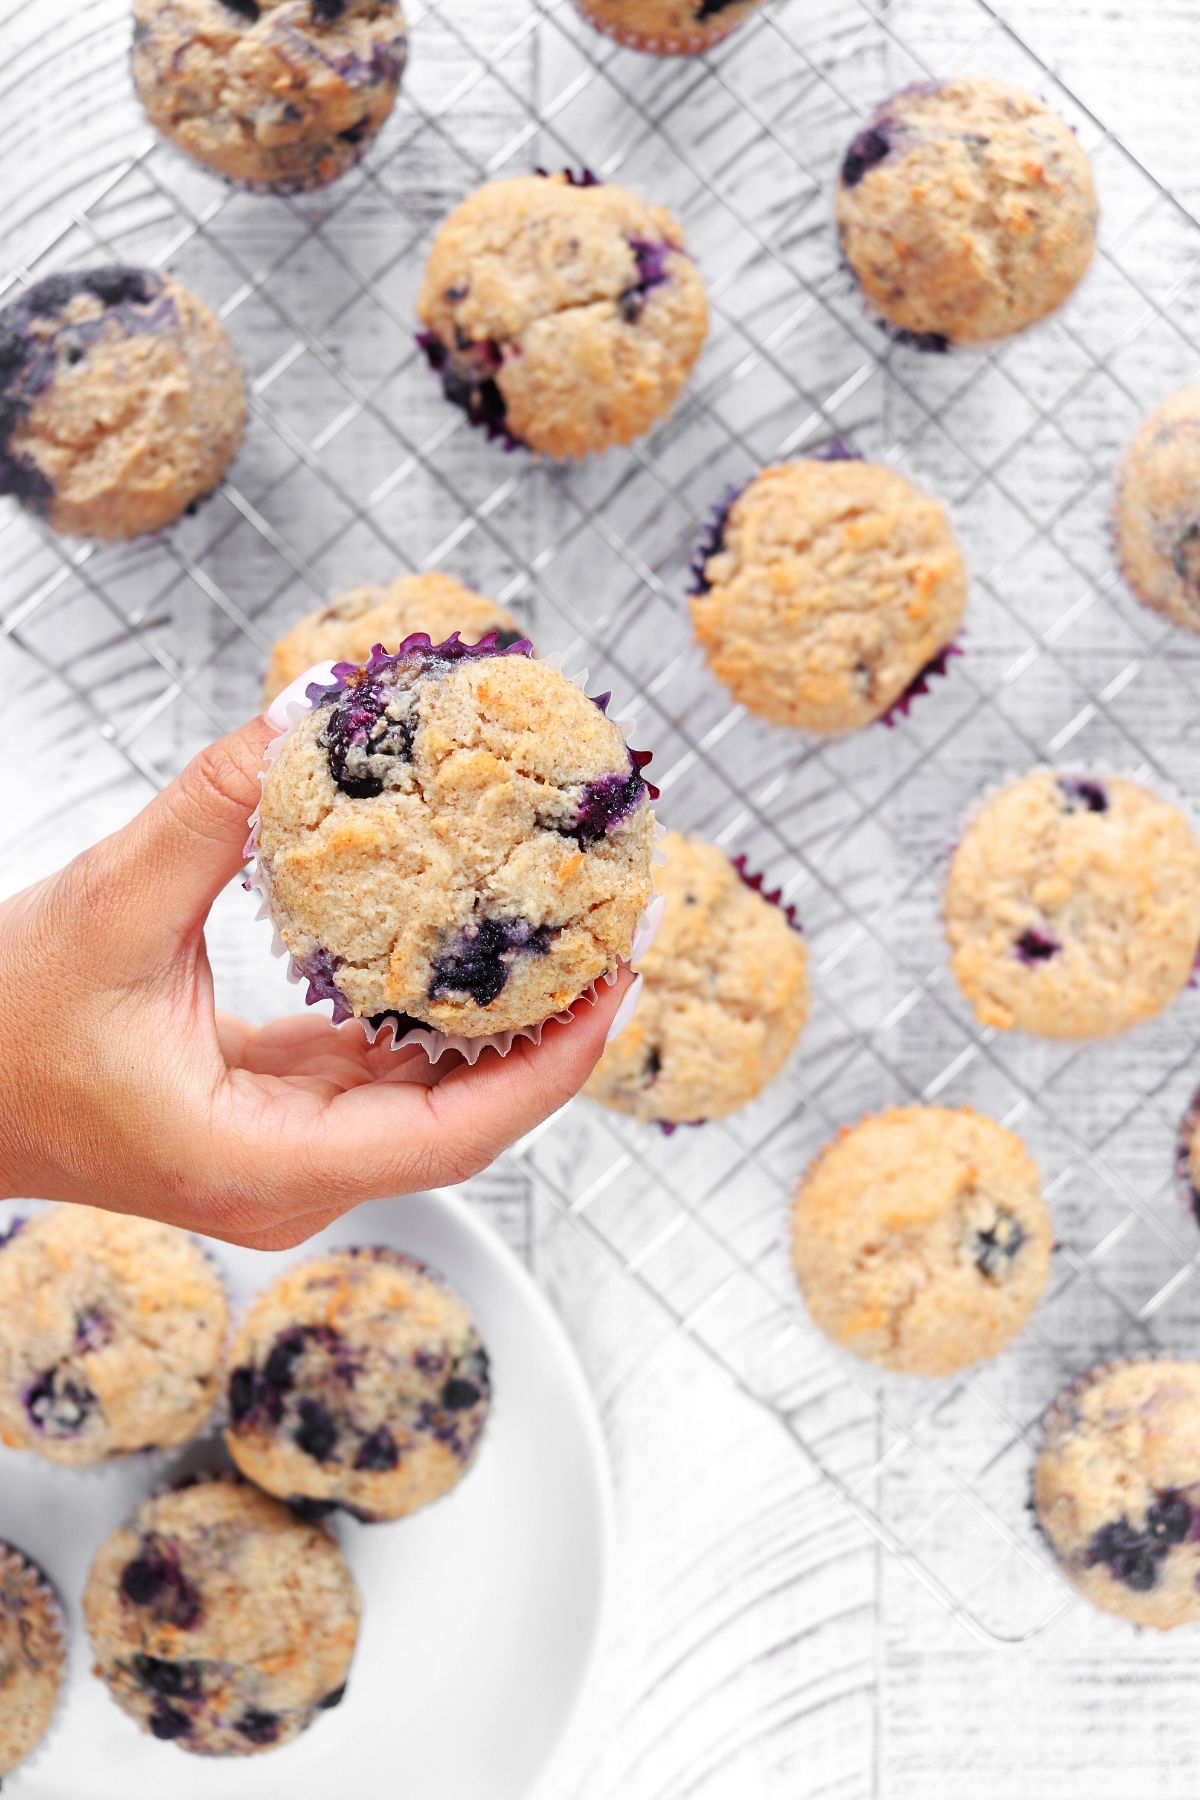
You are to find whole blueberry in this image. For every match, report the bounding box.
[150,1704,193,1741]
[294,1398,339,1463]
[235,1708,282,1745]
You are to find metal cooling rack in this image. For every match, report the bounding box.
[6,0,1200,1649]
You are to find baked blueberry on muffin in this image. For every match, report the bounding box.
[943,772,1200,1039]
[1034,1359,1200,1629]
[0,1544,66,1779]
[836,77,1097,348]
[791,1106,1052,1376]
[84,1480,361,1754]
[1114,382,1200,634]
[0,266,244,538]
[0,1206,227,1467]
[585,831,809,1125]
[264,573,525,702]
[417,172,708,457]
[690,457,967,733]
[572,0,764,56]
[225,1248,490,1521]
[132,0,408,194]
[253,635,657,1040]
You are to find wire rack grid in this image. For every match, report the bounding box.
[6,0,1200,1650]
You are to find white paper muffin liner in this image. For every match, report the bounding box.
[0,1540,70,1786]
[245,636,666,1065]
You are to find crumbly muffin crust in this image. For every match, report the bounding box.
[573,0,764,56]
[1114,382,1200,634]
[0,1545,66,1777]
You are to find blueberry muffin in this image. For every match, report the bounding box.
[0,1206,227,1467]
[417,171,709,457]
[264,573,524,702]
[132,0,408,194]
[254,635,657,1038]
[585,831,809,1124]
[83,1480,360,1755]
[690,458,967,733]
[0,267,244,538]
[1175,1086,1200,1230]
[0,1545,66,1779]
[225,1248,490,1521]
[1114,382,1200,633]
[837,77,1098,348]
[791,1106,1052,1376]
[573,0,764,55]
[944,772,1200,1039]
[1033,1359,1200,1629]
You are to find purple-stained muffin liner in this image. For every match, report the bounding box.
[0,1539,70,1784]
[246,634,665,1065]
[534,167,603,187]
[1174,1086,1200,1231]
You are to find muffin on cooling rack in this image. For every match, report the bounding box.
[0,1544,66,1780]
[836,77,1098,348]
[572,0,764,55]
[1115,381,1200,633]
[585,830,809,1126]
[943,771,1200,1039]
[416,171,709,457]
[1033,1359,1200,1629]
[84,1480,360,1755]
[264,573,526,702]
[132,0,408,195]
[225,1248,490,1522]
[0,1206,227,1467]
[0,266,244,538]
[689,456,967,733]
[791,1106,1052,1377]
[252,634,657,1041]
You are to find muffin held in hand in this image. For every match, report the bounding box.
[944,771,1200,1040]
[225,1248,490,1522]
[133,0,408,195]
[791,1106,1051,1376]
[84,1481,360,1755]
[264,573,524,702]
[1034,1359,1200,1630]
[254,635,656,1039]
[1115,382,1200,634]
[690,457,967,733]
[0,1207,227,1467]
[573,0,764,55]
[836,77,1097,348]
[0,267,244,538]
[417,172,709,457]
[585,831,809,1125]
[0,1545,66,1780]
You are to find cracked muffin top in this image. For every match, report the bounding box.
[254,634,656,1038]
[416,171,709,457]
[836,76,1097,348]
[791,1106,1052,1377]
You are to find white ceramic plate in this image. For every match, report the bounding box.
[1,1190,613,1800]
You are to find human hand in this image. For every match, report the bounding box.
[0,698,645,1249]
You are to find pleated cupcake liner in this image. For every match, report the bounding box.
[246,634,665,1066]
[571,0,763,57]
[1174,1085,1200,1231]
[0,1539,70,1787]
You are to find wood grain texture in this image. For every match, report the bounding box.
[3,2,1200,1796]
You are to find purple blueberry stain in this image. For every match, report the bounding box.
[296,946,355,1025]
[841,126,892,187]
[119,1538,202,1630]
[879,642,963,727]
[74,1305,113,1354]
[150,1704,193,1741]
[318,675,407,799]
[0,1216,25,1249]
[235,1708,282,1746]
[1015,928,1061,965]
[133,1656,203,1700]
[319,1683,347,1710]
[428,916,553,1008]
[563,755,655,848]
[220,0,261,19]
[883,323,952,355]
[689,482,744,596]
[24,1367,96,1438]
[294,1398,339,1463]
[1085,1497,1192,1593]
[619,239,675,324]
[1173,524,1200,592]
[353,1426,398,1472]
[534,167,602,187]
[971,1209,1026,1280]
[416,330,523,450]
[1058,776,1109,815]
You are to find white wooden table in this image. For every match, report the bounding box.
[5,3,1200,1796]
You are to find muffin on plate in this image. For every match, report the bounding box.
[836,77,1097,348]
[585,831,809,1125]
[264,573,524,702]
[791,1106,1051,1376]
[253,634,657,1040]
[943,771,1200,1039]
[690,457,967,733]
[84,1480,360,1755]
[1114,382,1200,634]
[0,267,244,538]
[0,1544,67,1779]
[417,171,709,457]
[132,0,408,194]
[1033,1359,1200,1629]
[572,0,764,55]
[0,1206,227,1467]
[225,1247,490,1521]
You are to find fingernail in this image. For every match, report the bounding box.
[605,972,643,1044]
[264,660,340,734]
[630,893,667,968]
